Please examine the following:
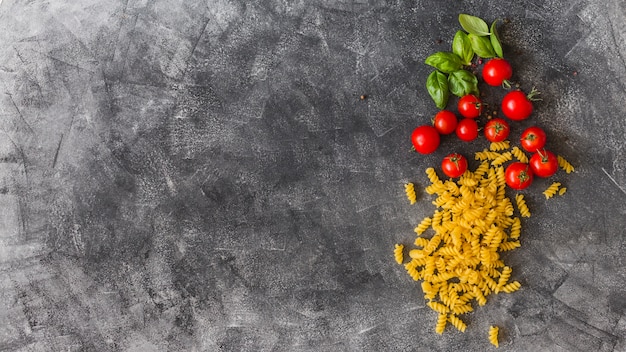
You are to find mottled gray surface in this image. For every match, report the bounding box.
[0,0,625,351]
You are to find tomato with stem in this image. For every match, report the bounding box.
[484,118,510,143]
[458,94,483,119]
[520,126,547,152]
[505,162,534,190]
[502,88,541,121]
[530,149,558,178]
[482,58,513,87]
[442,153,468,178]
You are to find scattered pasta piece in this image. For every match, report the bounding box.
[435,313,447,334]
[557,155,575,173]
[489,141,510,152]
[515,194,531,218]
[488,326,499,347]
[558,187,567,196]
[491,151,512,166]
[394,244,404,264]
[405,183,417,204]
[543,182,561,199]
[511,146,528,163]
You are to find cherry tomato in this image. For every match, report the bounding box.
[455,118,479,142]
[520,126,547,153]
[505,162,534,190]
[483,118,510,143]
[529,149,558,178]
[501,89,540,121]
[433,110,458,135]
[458,94,483,119]
[441,153,468,178]
[482,58,513,87]
[411,125,440,154]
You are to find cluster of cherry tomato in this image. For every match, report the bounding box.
[411,55,557,190]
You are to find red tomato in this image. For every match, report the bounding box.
[505,162,534,190]
[529,149,558,178]
[501,89,540,121]
[520,126,547,152]
[484,118,510,143]
[455,118,479,142]
[411,125,440,154]
[482,58,513,87]
[433,110,458,135]
[457,94,483,119]
[441,153,468,178]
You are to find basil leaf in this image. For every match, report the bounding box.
[448,70,479,97]
[468,33,496,58]
[452,31,474,65]
[459,14,490,36]
[490,19,504,58]
[426,70,449,109]
[424,52,463,73]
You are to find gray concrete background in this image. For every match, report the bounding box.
[0,0,625,351]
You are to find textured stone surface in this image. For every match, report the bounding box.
[0,0,625,351]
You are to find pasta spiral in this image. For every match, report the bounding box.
[515,194,531,218]
[405,183,417,204]
[414,216,432,235]
[557,155,574,173]
[448,315,467,332]
[488,326,499,348]
[511,146,529,163]
[394,244,404,264]
[491,151,512,166]
[489,141,510,151]
[543,182,561,199]
[435,313,447,335]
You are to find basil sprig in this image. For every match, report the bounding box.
[423,14,505,109]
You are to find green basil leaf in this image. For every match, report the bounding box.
[424,52,463,73]
[426,70,449,109]
[448,70,479,97]
[468,33,496,58]
[458,14,490,36]
[452,31,474,65]
[490,19,504,58]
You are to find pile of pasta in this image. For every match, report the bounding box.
[397,152,526,336]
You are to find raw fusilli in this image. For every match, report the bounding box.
[515,194,531,218]
[543,182,561,199]
[489,141,510,152]
[405,183,417,204]
[394,244,404,264]
[488,326,499,348]
[557,155,574,173]
[511,146,528,163]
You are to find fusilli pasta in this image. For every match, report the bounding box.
[543,182,561,199]
[488,326,499,348]
[405,183,417,204]
[557,155,574,173]
[394,244,404,264]
[515,194,531,218]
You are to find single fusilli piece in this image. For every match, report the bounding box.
[515,194,531,218]
[557,155,574,173]
[436,313,447,335]
[425,167,441,184]
[543,182,561,199]
[558,187,567,196]
[414,216,432,235]
[500,281,521,293]
[448,315,467,332]
[491,152,512,166]
[489,141,510,152]
[475,149,502,161]
[488,326,499,348]
[511,146,528,163]
[405,183,417,204]
[394,244,404,264]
